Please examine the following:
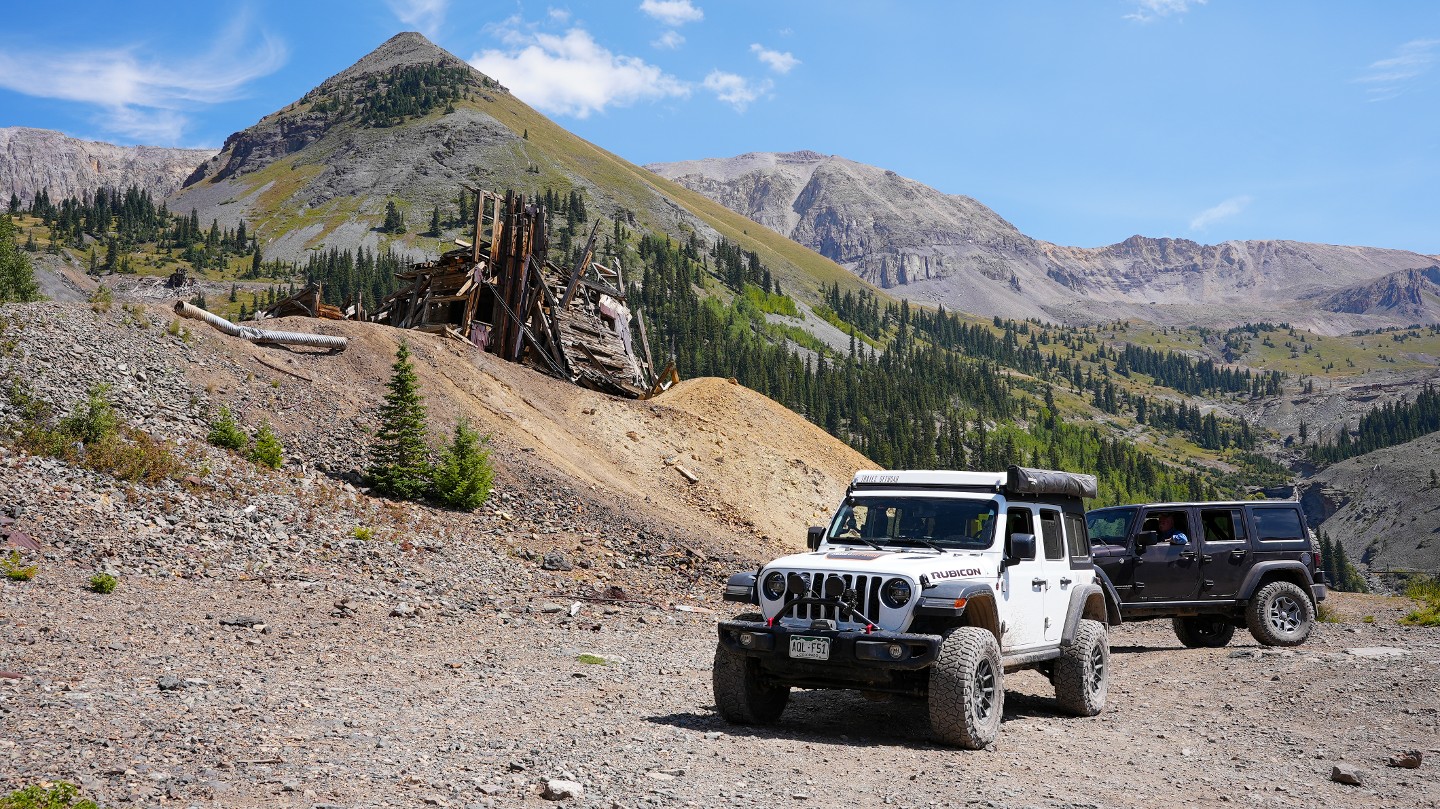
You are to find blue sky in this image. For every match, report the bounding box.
[2,1,1438,254]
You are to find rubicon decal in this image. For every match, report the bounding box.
[931,568,982,580]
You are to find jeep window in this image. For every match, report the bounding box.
[1006,507,1036,560]
[1040,510,1064,559]
[1252,507,1303,542]
[1063,512,1091,560]
[829,498,998,550]
[1200,508,1245,544]
[1086,508,1136,547]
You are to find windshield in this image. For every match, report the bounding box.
[829,497,998,550]
[1086,508,1137,547]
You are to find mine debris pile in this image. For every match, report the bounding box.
[370,189,669,399]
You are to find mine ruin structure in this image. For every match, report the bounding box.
[262,189,673,399]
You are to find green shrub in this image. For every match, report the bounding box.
[57,384,120,445]
[247,422,284,469]
[352,526,375,541]
[6,383,185,484]
[430,421,494,510]
[88,285,113,313]
[1400,576,1440,627]
[2,551,36,581]
[89,573,117,594]
[1316,602,1341,623]
[206,406,247,451]
[1,782,99,809]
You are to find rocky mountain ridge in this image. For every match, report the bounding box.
[647,151,1440,333]
[0,127,213,205]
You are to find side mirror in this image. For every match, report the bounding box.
[807,526,825,551]
[1134,531,1158,551]
[1005,533,1036,568]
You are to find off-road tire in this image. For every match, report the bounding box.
[929,627,1004,748]
[1246,580,1314,647]
[712,642,789,724]
[1173,615,1236,648]
[1055,618,1109,717]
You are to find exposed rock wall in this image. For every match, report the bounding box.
[0,127,212,204]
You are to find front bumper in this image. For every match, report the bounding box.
[717,619,942,678]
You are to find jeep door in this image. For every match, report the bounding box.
[1197,507,1248,600]
[1001,506,1049,651]
[1037,508,1070,642]
[1086,507,1138,601]
[1131,507,1201,602]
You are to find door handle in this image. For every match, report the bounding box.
[1059,577,1073,587]
[1179,551,1196,562]
[1230,549,1247,560]
[1032,578,1047,588]
[1199,554,1213,564]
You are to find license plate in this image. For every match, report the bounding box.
[788,635,831,661]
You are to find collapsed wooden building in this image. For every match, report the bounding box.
[264,189,674,399]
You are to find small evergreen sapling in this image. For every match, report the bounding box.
[247,422,284,469]
[206,406,247,450]
[367,342,432,500]
[430,421,494,510]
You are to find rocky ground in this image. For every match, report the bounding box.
[1,299,1438,808]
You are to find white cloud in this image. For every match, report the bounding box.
[386,0,449,38]
[0,18,286,144]
[1356,39,1440,102]
[653,30,685,50]
[1188,195,1251,232]
[1124,0,1205,23]
[639,0,703,26]
[750,44,799,74]
[548,8,571,23]
[703,70,771,112]
[472,26,689,118]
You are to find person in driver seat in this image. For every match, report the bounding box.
[1156,512,1190,545]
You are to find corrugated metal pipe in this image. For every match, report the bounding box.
[172,301,349,351]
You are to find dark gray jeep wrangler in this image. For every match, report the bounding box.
[1085,501,1327,648]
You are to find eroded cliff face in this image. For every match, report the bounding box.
[0,127,213,203]
[649,151,1440,330]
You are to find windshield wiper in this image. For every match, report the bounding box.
[893,537,945,553]
[835,535,884,551]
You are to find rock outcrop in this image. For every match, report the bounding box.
[0,127,213,204]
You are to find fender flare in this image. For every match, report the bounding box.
[1060,583,1115,648]
[1238,561,1314,603]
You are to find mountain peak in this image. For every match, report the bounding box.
[320,31,494,91]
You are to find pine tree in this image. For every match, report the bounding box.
[383,200,405,234]
[429,421,494,510]
[367,342,431,500]
[428,205,441,237]
[251,247,263,279]
[0,216,41,303]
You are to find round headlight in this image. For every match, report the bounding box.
[761,571,786,600]
[881,577,912,609]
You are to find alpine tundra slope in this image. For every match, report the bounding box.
[714,467,1121,748]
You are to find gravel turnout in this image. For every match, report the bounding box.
[2,300,1438,808]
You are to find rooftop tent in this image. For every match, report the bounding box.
[1006,465,1098,500]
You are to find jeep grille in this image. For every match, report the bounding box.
[779,571,885,628]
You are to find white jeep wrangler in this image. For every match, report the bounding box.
[714,466,1120,748]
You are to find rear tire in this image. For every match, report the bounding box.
[929,627,1004,748]
[1246,580,1314,647]
[1173,615,1236,648]
[712,642,789,724]
[1055,618,1109,716]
